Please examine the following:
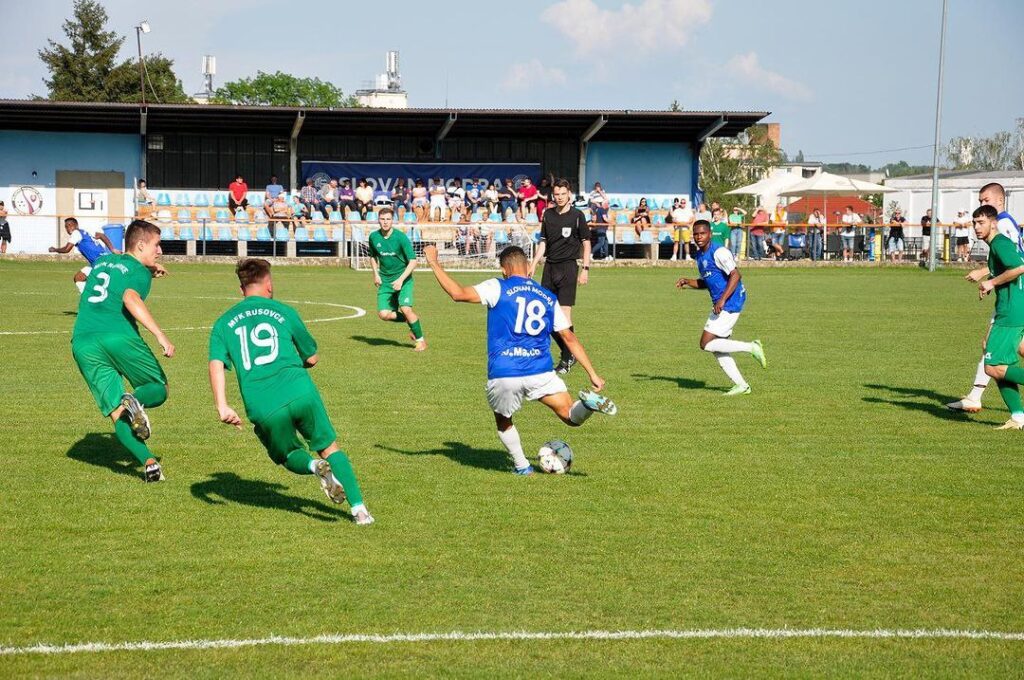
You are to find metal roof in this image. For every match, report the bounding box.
[0,100,768,141]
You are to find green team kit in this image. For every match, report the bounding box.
[368,226,424,345]
[984,233,1024,366]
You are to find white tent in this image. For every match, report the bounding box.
[778,172,895,220]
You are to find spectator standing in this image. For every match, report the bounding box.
[728,206,746,257]
[299,178,322,217]
[695,202,713,223]
[319,179,340,216]
[429,177,448,222]
[410,179,429,222]
[710,208,730,247]
[887,209,906,262]
[498,179,518,220]
[769,202,788,260]
[228,175,249,214]
[135,179,155,217]
[536,177,553,218]
[338,180,358,218]
[920,208,933,261]
[0,201,10,254]
[588,182,609,226]
[840,205,862,262]
[954,209,972,262]
[518,178,539,218]
[354,178,375,219]
[589,210,610,261]
[670,197,695,261]
[631,197,651,237]
[748,206,769,260]
[806,208,825,261]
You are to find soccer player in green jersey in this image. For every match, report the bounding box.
[70,220,175,483]
[368,207,426,351]
[973,204,1024,430]
[208,258,374,525]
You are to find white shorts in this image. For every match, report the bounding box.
[80,265,93,277]
[704,310,740,337]
[486,371,567,417]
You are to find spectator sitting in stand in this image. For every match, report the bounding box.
[483,183,500,216]
[135,179,155,217]
[337,179,358,218]
[536,176,552,218]
[588,182,609,226]
[319,179,340,217]
[411,179,429,222]
[465,178,483,214]
[228,174,249,214]
[354,178,375,219]
[498,178,518,220]
[264,175,284,214]
[518,177,539,218]
[299,178,323,217]
[631,197,651,237]
[391,178,411,218]
[429,177,448,222]
[447,177,466,222]
[268,193,294,235]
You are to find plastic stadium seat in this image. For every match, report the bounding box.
[615,212,629,224]
[213,193,229,208]
[661,199,673,210]
[294,227,310,241]
[609,198,623,209]
[333,227,346,241]
[175,209,191,223]
[193,193,210,207]
[248,191,264,205]
[201,226,215,241]
[275,226,290,241]
[619,230,636,245]
[310,211,324,224]
[160,226,175,240]
[532,230,542,243]
[658,230,673,244]
[652,214,665,225]
[470,212,482,223]
[254,211,268,224]
[488,213,502,223]
[156,209,172,223]
[256,226,272,241]
[195,209,211,222]
[494,230,509,245]
[235,209,249,223]
[410,227,422,242]
[625,198,638,210]
[313,228,329,242]
[648,198,660,209]
[174,192,190,206]
[403,212,417,223]
[525,213,539,225]
[505,213,517,223]
[348,213,363,224]
[329,210,344,223]
[640,231,653,245]
[156,193,171,206]
[179,226,195,240]
[365,211,378,222]
[215,209,230,223]
[237,227,251,242]
[217,227,233,241]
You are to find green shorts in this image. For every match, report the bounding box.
[984,325,1024,366]
[252,391,337,465]
[72,333,167,416]
[377,277,415,312]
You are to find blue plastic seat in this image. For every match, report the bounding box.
[173,192,190,206]
[625,198,638,210]
[609,199,623,209]
[525,213,539,225]
[179,226,195,240]
[661,199,673,210]
[193,193,210,207]
[494,230,509,245]
[200,226,214,241]
[328,210,344,223]
[156,192,171,206]
[640,231,654,245]
[195,209,211,222]
[217,227,233,241]
[470,212,482,223]
[403,212,417,223]
[175,209,191,223]
[410,227,422,242]
[658,230,673,244]
[310,211,324,223]
[215,209,230,223]
[313,228,329,242]
[505,213,517,223]
[488,213,502,223]
[248,191,264,205]
[255,226,272,241]
[294,227,309,241]
[365,211,378,222]
[619,230,636,245]
[275,225,290,241]
[615,212,629,224]
[254,211,268,224]
[212,193,229,208]
[652,214,665,225]
[237,227,251,242]
[235,209,249,223]
[160,226,175,240]
[333,227,347,241]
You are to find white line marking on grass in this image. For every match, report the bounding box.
[0,298,365,336]
[2,628,1022,656]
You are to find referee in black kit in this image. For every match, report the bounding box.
[528,178,591,374]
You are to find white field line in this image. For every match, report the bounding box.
[0,297,365,336]
[1,628,1022,657]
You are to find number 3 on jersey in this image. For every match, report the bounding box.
[513,296,547,335]
[234,322,279,370]
[86,272,111,303]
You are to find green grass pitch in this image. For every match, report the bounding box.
[1,259,1022,677]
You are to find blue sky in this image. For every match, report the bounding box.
[1,0,1020,167]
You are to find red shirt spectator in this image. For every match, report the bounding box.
[229,176,249,212]
[518,179,539,217]
[750,207,769,236]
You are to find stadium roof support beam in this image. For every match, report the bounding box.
[435,113,457,158]
[139,107,147,189]
[578,115,608,193]
[697,115,726,142]
[289,111,305,191]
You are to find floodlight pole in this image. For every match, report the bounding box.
[135,25,146,106]
[928,0,948,272]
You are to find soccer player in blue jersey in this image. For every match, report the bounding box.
[424,244,616,475]
[49,217,121,293]
[677,220,767,395]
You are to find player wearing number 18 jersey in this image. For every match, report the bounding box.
[208,258,374,524]
[425,244,616,475]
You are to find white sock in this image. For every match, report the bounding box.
[968,357,990,401]
[497,426,530,469]
[569,400,593,425]
[705,338,752,354]
[350,503,367,515]
[714,352,747,387]
[75,280,86,294]
[307,459,319,474]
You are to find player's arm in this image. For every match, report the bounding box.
[122,289,175,357]
[423,245,480,303]
[715,270,742,314]
[286,308,320,367]
[369,251,382,287]
[94,232,121,254]
[392,258,417,290]
[675,277,706,289]
[966,266,989,282]
[529,240,546,278]
[555,329,604,391]
[48,242,75,254]
[147,264,169,278]
[208,360,242,429]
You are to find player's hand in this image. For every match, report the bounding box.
[152,264,168,278]
[578,269,589,286]
[48,246,56,253]
[373,273,382,288]
[589,374,605,392]
[424,245,439,264]
[713,299,725,315]
[966,268,987,282]
[527,264,536,278]
[979,280,994,300]
[157,334,175,358]
[391,279,403,291]
[218,404,243,430]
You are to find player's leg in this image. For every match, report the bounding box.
[74,266,92,294]
[398,279,426,350]
[535,370,617,426]
[947,322,994,412]
[487,379,533,474]
[110,335,170,441]
[699,314,766,395]
[377,287,406,323]
[981,326,1024,429]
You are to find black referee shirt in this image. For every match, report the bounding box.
[540,207,589,263]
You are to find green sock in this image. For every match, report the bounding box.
[327,451,364,507]
[393,311,407,323]
[997,379,1024,416]
[284,449,316,475]
[113,418,153,465]
[1004,366,1024,385]
[134,383,167,408]
[408,319,423,341]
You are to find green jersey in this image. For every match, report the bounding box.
[208,296,319,420]
[711,221,730,246]
[72,253,152,341]
[987,234,1024,326]
[368,228,415,281]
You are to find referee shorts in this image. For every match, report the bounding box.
[541,260,579,306]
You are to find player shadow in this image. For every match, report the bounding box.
[66,433,143,479]
[862,384,977,422]
[376,442,588,476]
[349,334,406,348]
[632,373,712,391]
[190,472,350,523]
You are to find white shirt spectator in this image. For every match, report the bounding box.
[672,206,694,225]
[841,211,862,236]
[696,209,713,222]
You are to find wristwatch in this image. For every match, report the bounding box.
[583,266,590,270]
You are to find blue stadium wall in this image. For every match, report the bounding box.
[584,141,696,196]
[0,130,139,188]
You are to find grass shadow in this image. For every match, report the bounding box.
[862,383,979,422]
[190,472,349,523]
[376,441,588,476]
[633,373,712,391]
[350,334,406,348]
[66,432,141,480]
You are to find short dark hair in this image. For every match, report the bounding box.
[553,178,572,191]
[377,207,394,218]
[64,217,79,227]
[973,205,999,220]
[693,219,711,231]
[980,182,1005,200]
[138,179,147,185]
[498,245,528,268]
[124,219,161,250]
[236,258,272,288]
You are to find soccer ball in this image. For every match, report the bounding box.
[537,440,573,474]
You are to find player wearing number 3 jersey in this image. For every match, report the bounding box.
[208,258,374,525]
[424,244,616,475]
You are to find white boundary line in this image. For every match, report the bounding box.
[1,628,1022,657]
[0,296,365,336]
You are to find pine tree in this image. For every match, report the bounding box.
[38,0,123,101]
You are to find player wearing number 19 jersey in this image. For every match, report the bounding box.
[425,244,616,475]
[208,258,373,524]
[70,220,174,483]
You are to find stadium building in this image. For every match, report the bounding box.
[0,100,766,255]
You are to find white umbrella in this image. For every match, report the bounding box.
[725,174,804,196]
[778,171,895,198]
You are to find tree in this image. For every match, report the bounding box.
[699,128,784,210]
[213,71,358,107]
[38,0,122,101]
[106,54,190,104]
[669,99,681,112]
[945,128,1022,172]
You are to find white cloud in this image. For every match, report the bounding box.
[725,51,812,102]
[503,59,568,90]
[542,0,712,56]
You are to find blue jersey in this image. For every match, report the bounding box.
[72,229,110,265]
[997,211,1022,253]
[473,276,569,379]
[696,244,746,313]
